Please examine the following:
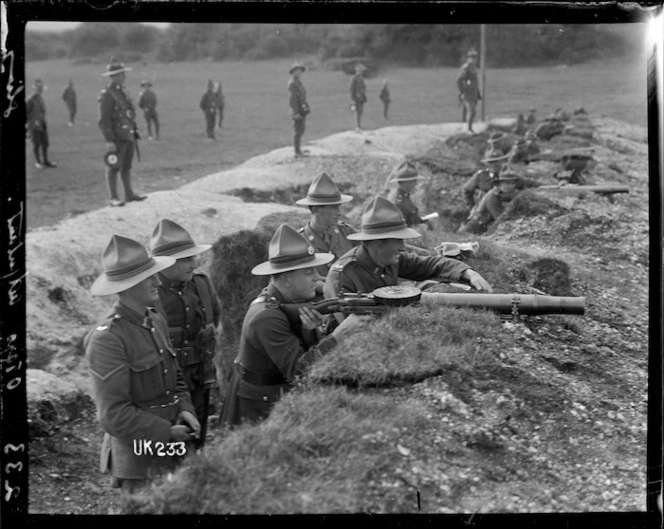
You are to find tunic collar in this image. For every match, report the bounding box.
[114,303,154,328]
[157,272,186,292]
[355,245,388,276]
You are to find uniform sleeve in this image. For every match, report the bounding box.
[86,329,172,444]
[98,91,116,142]
[324,263,361,297]
[138,92,146,110]
[288,82,300,114]
[398,252,472,283]
[456,66,467,93]
[484,191,505,220]
[462,173,479,207]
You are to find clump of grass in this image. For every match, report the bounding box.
[529,257,574,296]
[123,386,429,514]
[500,189,568,222]
[308,305,501,387]
[256,210,311,235]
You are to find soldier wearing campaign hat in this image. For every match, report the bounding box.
[462,148,509,210]
[456,47,481,133]
[323,196,492,313]
[98,58,146,207]
[295,172,359,290]
[138,80,159,141]
[200,79,217,140]
[288,62,310,157]
[150,219,222,448]
[350,63,368,130]
[84,235,199,495]
[385,160,428,228]
[220,224,364,427]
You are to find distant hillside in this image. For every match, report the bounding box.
[26,23,640,68]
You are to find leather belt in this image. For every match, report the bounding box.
[237,363,287,386]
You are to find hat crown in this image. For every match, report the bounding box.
[268,225,316,269]
[360,196,408,234]
[106,57,127,74]
[101,235,154,279]
[391,160,421,182]
[307,172,342,201]
[150,219,197,257]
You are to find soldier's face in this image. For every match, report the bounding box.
[161,256,198,283]
[312,204,341,229]
[34,81,43,93]
[367,238,405,267]
[284,267,318,301]
[399,180,418,193]
[124,274,161,307]
[499,181,517,193]
[111,72,126,85]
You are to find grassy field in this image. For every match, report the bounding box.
[25,54,647,230]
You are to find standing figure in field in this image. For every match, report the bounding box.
[456,48,481,133]
[350,63,367,130]
[26,78,57,169]
[220,224,363,427]
[98,58,145,207]
[150,219,222,449]
[61,78,77,127]
[386,160,429,228]
[379,79,391,120]
[214,82,225,129]
[200,79,217,140]
[138,80,160,141]
[525,107,537,127]
[85,235,200,496]
[288,62,310,157]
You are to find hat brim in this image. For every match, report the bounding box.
[391,175,425,183]
[90,255,175,296]
[101,67,133,77]
[482,154,509,163]
[164,243,212,260]
[346,226,422,241]
[251,252,335,276]
[289,66,306,74]
[295,194,354,206]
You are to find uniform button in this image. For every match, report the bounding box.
[151,328,155,333]
[178,291,183,296]
[183,340,188,345]
[186,324,190,329]
[185,307,190,312]
[164,369,168,374]
[263,396,268,402]
[159,349,164,353]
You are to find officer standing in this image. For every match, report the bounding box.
[138,80,160,141]
[85,235,200,496]
[200,79,217,140]
[98,58,146,207]
[61,78,77,127]
[456,48,482,133]
[350,63,367,131]
[220,224,364,427]
[288,63,310,157]
[26,79,57,169]
[150,219,222,449]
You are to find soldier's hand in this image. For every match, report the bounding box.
[299,307,324,330]
[170,425,196,442]
[105,142,117,153]
[176,410,201,440]
[331,314,370,339]
[462,269,493,293]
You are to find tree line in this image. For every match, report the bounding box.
[26,23,633,68]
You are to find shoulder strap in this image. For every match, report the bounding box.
[193,273,215,325]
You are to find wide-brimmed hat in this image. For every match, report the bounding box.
[488,131,505,142]
[354,63,367,72]
[289,62,306,74]
[467,48,479,57]
[101,57,132,77]
[347,196,422,241]
[496,166,521,183]
[252,224,335,276]
[481,149,508,163]
[140,80,152,87]
[150,219,211,260]
[512,138,528,149]
[389,160,425,183]
[91,235,175,296]
[295,172,353,206]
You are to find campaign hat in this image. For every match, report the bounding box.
[150,219,212,260]
[289,62,306,74]
[389,160,425,183]
[467,48,479,57]
[91,235,175,296]
[295,172,353,206]
[346,196,422,241]
[495,165,521,183]
[251,224,335,276]
[101,57,132,77]
[481,149,509,163]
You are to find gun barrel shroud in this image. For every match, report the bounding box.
[419,292,585,315]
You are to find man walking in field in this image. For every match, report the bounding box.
[61,78,77,127]
[26,78,57,169]
[288,63,310,157]
[350,63,367,130]
[379,79,391,120]
[456,48,481,133]
[200,79,217,140]
[98,58,146,207]
[138,80,160,141]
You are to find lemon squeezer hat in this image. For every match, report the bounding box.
[101,57,132,77]
[389,160,425,183]
[295,172,353,206]
[289,62,306,74]
[347,196,422,241]
[91,235,175,296]
[150,219,212,260]
[252,224,335,276]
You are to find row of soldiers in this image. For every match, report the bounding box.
[84,162,493,497]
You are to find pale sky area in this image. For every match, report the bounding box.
[27,21,171,32]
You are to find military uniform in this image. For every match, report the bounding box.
[220,283,338,427]
[298,221,358,276]
[324,245,472,297]
[155,271,221,448]
[62,84,77,125]
[214,87,225,127]
[138,87,159,140]
[456,59,481,128]
[98,83,141,201]
[200,89,217,139]
[471,186,519,226]
[350,72,367,122]
[386,187,424,227]
[26,90,51,166]
[288,76,309,155]
[462,168,497,209]
[379,84,390,119]
[84,305,196,482]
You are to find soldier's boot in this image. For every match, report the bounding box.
[106,169,125,207]
[294,134,302,156]
[121,171,146,202]
[461,106,467,124]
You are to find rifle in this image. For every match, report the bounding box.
[279,286,585,324]
[536,185,629,195]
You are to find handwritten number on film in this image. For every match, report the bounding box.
[3,444,25,502]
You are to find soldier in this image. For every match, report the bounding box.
[26,79,57,169]
[295,172,359,294]
[288,63,310,157]
[61,78,77,127]
[350,63,367,130]
[462,149,508,211]
[525,107,537,126]
[534,114,565,141]
[524,129,540,157]
[200,79,217,140]
[323,196,492,315]
[98,58,146,207]
[506,138,530,166]
[138,80,159,141]
[512,113,527,135]
[385,160,429,228]
[220,224,364,427]
[150,219,222,449]
[379,79,390,120]
[456,48,481,133]
[84,235,200,496]
[214,82,225,129]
